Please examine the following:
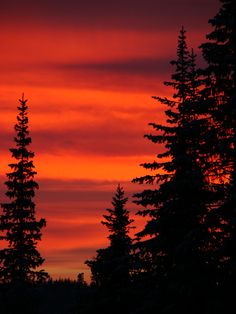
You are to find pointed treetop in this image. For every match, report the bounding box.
[19,93,27,103]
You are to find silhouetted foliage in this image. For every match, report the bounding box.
[199,0,236,181]
[0,95,48,285]
[86,185,134,289]
[77,272,87,287]
[200,0,236,307]
[132,28,214,312]
[201,0,236,99]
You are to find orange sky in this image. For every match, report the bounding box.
[0,0,219,281]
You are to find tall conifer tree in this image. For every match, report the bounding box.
[0,95,48,284]
[133,28,211,309]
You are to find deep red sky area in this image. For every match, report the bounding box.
[0,0,219,280]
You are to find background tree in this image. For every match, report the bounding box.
[200,0,236,182]
[200,0,236,306]
[0,95,48,284]
[86,185,134,288]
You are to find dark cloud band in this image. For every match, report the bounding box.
[1,0,219,30]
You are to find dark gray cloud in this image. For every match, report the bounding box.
[44,222,104,238]
[0,53,209,92]
[0,57,173,92]
[44,247,99,265]
[38,189,115,204]
[0,176,145,206]
[38,178,130,190]
[57,57,172,76]
[30,126,158,156]
[0,59,173,93]
[0,116,160,156]
[34,178,143,212]
[1,0,219,30]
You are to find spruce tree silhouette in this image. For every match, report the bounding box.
[199,0,236,182]
[200,0,236,309]
[201,0,236,99]
[0,95,48,284]
[133,28,212,313]
[86,185,133,289]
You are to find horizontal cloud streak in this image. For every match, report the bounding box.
[43,247,99,265]
[0,115,162,156]
[49,57,172,77]
[0,57,174,92]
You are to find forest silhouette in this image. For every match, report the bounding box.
[0,0,236,313]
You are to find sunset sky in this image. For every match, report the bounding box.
[0,0,219,281]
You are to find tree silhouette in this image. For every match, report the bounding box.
[201,0,236,100]
[200,0,236,305]
[132,28,212,311]
[199,0,236,182]
[86,185,133,288]
[0,95,48,284]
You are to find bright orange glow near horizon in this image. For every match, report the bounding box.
[0,0,219,281]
